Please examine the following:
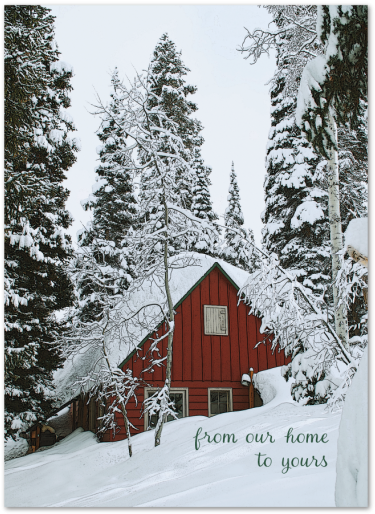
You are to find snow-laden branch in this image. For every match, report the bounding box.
[213,218,352,366]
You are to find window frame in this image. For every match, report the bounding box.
[204,305,229,336]
[208,387,233,417]
[143,387,189,431]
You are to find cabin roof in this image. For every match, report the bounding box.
[118,260,243,369]
[53,253,251,407]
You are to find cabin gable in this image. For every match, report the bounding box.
[100,264,289,441]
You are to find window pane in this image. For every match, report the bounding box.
[211,401,218,416]
[218,392,229,413]
[147,391,185,427]
[210,390,229,416]
[167,393,183,421]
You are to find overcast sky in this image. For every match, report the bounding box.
[48,4,277,245]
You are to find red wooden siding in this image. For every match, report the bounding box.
[107,266,290,441]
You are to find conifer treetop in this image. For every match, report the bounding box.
[225,162,245,232]
[148,33,199,151]
[222,162,252,271]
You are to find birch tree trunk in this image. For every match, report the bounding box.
[155,199,175,447]
[102,324,133,457]
[326,110,349,351]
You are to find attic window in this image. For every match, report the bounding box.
[204,305,228,336]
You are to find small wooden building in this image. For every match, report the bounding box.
[67,259,290,442]
[26,423,56,453]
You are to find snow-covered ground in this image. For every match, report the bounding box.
[5,368,342,507]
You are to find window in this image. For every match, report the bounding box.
[144,388,189,430]
[204,305,228,336]
[208,388,233,417]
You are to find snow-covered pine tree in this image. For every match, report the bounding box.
[246,227,259,274]
[221,163,254,271]
[65,70,139,456]
[262,75,331,295]
[241,4,367,293]
[148,34,203,206]
[241,5,368,404]
[4,6,79,439]
[76,68,137,323]
[242,6,331,294]
[313,6,367,135]
[190,147,220,256]
[141,33,205,213]
[296,5,368,351]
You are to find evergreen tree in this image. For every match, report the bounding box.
[141,33,204,211]
[221,163,251,271]
[76,68,137,323]
[243,5,368,404]
[243,5,367,287]
[296,6,368,351]
[190,148,220,256]
[5,6,47,173]
[313,6,367,135]
[246,227,259,273]
[262,76,331,295]
[4,6,78,438]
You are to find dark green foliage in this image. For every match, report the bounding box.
[299,6,368,157]
[76,69,137,323]
[321,6,368,128]
[142,33,204,210]
[222,163,254,271]
[191,148,220,256]
[4,6,77,438]
[263,77,331,294]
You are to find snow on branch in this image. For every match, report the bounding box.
[214,218,352,369]
[143,380,178,434]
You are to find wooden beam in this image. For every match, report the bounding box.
[347,245,368,268]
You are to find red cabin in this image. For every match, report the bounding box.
[89,259,289,442]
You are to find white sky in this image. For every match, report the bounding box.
[48,4,277,245]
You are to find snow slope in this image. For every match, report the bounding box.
[5,368,342,507]
[335,347,368,507]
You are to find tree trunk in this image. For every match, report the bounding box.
[326,110,349,351]
[102,329,133,457]
[155,199,175,447]
[119,401,133,457]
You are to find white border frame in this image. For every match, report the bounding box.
[208,387,233,417]
[204,305,229,336]
[144,387,189,431]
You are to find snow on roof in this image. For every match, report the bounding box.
[53,253,251,407]
[344,217,368,257]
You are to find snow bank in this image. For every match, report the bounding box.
[335,347,368,507]
[344,217,368,257]
[253,366,295,406]
[4,437,29,462]
[5,396,342,507]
